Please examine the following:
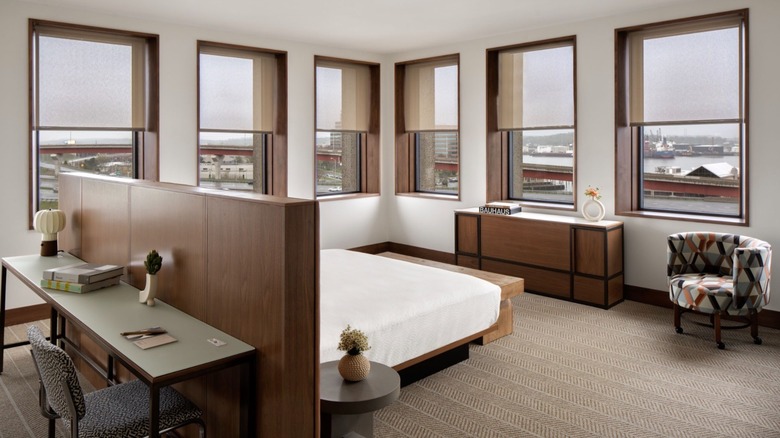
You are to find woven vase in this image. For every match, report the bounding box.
[338,353,371,382]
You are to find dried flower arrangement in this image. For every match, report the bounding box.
[337,325,371,356]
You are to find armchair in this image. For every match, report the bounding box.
[667,232,771,349]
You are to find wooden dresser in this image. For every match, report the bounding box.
[455,209,624,309]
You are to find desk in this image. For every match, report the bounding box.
[320,361,400,438]
[1,253,256,437]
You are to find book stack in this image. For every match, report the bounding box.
[479,202,522,215]
[40,263,124,293]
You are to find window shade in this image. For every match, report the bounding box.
[629,15,743,124]
[404,57,458,131]
[497,42,574,130]
[316,60,370,131]
[35,25,146,129]
[199,46,276,132]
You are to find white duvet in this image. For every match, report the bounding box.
[320,249,500,367]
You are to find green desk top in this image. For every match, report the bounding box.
[3,253,255,382]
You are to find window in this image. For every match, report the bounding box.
[395,55,459,196]
[315,57,379,196]
[30,20,158,213]
[198,42,287,195]
[486,37,576,208]
[615,10,747,222]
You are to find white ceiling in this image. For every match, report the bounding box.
[20,0,698,53]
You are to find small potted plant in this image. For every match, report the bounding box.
[337,325,371,381]
[139,250,163,306]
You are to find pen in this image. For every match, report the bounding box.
[120,327,166,336]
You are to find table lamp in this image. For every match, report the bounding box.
[33,209,66,256]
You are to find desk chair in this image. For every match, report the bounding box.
[27,325,206,438]
[667,232,772,349]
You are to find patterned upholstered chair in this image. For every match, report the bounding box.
[27,325,206,438]
[667,232,772,349]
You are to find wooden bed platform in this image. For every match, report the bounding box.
[377,252,524,384]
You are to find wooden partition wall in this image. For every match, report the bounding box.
[58,173,320,437]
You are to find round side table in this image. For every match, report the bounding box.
[320,360,400,438]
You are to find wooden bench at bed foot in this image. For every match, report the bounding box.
[377,252,524,345]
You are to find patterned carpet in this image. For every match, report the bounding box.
[374,293,780,437]
[2,294,780,437]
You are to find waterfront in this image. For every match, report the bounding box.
[522,154,740,173]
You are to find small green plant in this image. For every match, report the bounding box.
[337,325,371,356]
[144,250,163,275]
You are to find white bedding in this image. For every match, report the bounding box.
[320,249,501,367]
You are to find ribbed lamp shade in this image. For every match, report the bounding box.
[33,209,66,256]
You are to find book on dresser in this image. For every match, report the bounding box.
[478,202,522,215]
[42,263,124,284]
[40,276,121,293]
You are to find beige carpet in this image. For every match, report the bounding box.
[0,320,68,438]
[375,293,780,437]
[2,294,779,437]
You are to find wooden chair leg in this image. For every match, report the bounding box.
[674,305,683,334]
[714,313,725,349]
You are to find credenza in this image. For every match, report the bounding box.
[455,209,624,309]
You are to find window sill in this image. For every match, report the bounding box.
[317,192,379,202]
[616,210,747,226]
[396,192,460,201]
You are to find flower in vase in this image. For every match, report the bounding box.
[584,186,601,200]
[337,325,371,356]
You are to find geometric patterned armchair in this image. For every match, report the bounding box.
[667,232,772,349]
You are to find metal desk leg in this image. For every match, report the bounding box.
[149,383,160,437]
[240,355,257,437]
[1,265,7,374]
[58,314,66,349]
[49,307,58,346]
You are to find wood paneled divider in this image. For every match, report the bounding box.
[58,173,320,437]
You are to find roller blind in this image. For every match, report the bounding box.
[498,41,574,130]
[404,57,458,131]
[199,46,276,132]
[316,60,370,131]
[34,25,146,129]
[629,14,744,124]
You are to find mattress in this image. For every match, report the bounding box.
[320,249,501,367]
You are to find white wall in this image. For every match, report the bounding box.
[0,0,389,308]
[384,0,780,310]
[1,0,778,312]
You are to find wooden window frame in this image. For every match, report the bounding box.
[614,9,749,225]
[28,19,159,225]
[394,54,461,199]
[314,56,380,200]
[486,36,577,210]
[197,41,288,197]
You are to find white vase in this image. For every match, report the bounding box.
[582,198,606,222]
[139,273,157,307]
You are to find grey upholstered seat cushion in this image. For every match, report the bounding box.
[78,379,202,438]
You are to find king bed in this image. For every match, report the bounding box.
[320,249,522,377]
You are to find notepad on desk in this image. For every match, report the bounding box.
[133,333,177,350]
